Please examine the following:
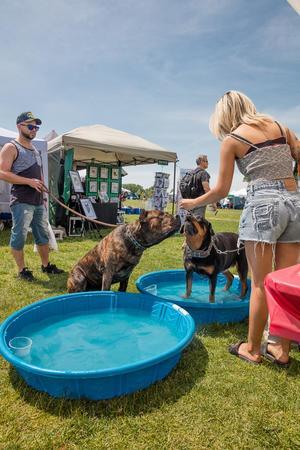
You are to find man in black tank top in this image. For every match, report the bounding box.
[0,112,63,281]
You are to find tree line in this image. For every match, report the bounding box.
[122,183,155,199]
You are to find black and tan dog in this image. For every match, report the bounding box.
[182,214,248,303]
[67,210,181,293]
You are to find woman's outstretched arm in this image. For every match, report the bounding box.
[179,138,236,210]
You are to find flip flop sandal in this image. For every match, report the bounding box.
[228,341,262,365]
[261,342,290,369]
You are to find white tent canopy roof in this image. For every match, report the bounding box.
[47,124,177,166]
[228,188,247,197]
[0,127,18,141]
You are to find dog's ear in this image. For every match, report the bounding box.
[139,209,148,223]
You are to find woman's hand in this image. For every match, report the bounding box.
[179,198,198,210]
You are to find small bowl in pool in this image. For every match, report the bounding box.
[9,336,32,357]
[136,270,251,325]
[0,291,195,400]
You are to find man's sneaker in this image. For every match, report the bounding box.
[41,263,64,274]
[19,267,34,282]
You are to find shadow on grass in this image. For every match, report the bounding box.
[9,273,69,297]
[196,319,249,341]
[197,320,300,375]
[9,336,208,419]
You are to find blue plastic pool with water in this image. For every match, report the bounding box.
[0,292,195,400]
[136,270,251,325]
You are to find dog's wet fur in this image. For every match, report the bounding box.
[182,215,248,302]
[67,210,181,293]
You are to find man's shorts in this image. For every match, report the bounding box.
[10,203,49,250]
[239,181,300,244]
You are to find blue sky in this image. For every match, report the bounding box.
[0,0,299,191]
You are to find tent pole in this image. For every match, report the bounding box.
[171,160,177,215]
[117,160,122,211]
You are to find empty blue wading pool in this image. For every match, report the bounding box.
[0,292,195,400]
[136,270,251,325]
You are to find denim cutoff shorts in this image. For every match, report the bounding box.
[239,180,300,244]
[10,203,49,250]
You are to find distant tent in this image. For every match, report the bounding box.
[228,188,247,197]
[43,129,58,142]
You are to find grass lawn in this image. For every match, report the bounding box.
[0,208,300,449]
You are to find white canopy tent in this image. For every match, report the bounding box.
[47,124,177,166]
[47,124,178,217]
[0,127,48,214]
[228,188,247,197]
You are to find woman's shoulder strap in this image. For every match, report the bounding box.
[228,133,259,150]
[274,121,287,143]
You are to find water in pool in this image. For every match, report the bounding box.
[146,274,246,304]
[16,309,181,372]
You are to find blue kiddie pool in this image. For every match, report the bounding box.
[136,270,251,325]
[0,292,195,400]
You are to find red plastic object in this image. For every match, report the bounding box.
[265,264,300,342]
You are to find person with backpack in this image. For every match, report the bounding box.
[179,154,215,218]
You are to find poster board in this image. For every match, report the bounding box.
[80,198,97,219]
[69,170,84,193]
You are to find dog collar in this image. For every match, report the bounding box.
[126,224,178,252]
[186,239,214,258]
[126,228,147,251]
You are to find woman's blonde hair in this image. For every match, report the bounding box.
[209,90,273,140]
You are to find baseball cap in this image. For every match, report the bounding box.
[16,112,42,125]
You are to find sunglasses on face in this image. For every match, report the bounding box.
[21,123,40,131]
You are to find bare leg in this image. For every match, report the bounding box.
[11,248,25,272]
[37,244,49,267]
[237,242,273,363]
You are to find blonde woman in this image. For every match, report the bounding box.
[180,91,300,366]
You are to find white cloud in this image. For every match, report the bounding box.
[269,104,300,135]
[261,11,300,55]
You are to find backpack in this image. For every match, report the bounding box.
[179,168,205,199]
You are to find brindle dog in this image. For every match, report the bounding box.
[182,214,248,303]
[67,210,181,293]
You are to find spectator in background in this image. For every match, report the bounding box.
[179,154,217,219]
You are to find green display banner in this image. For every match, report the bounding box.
[62,148,74,204]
